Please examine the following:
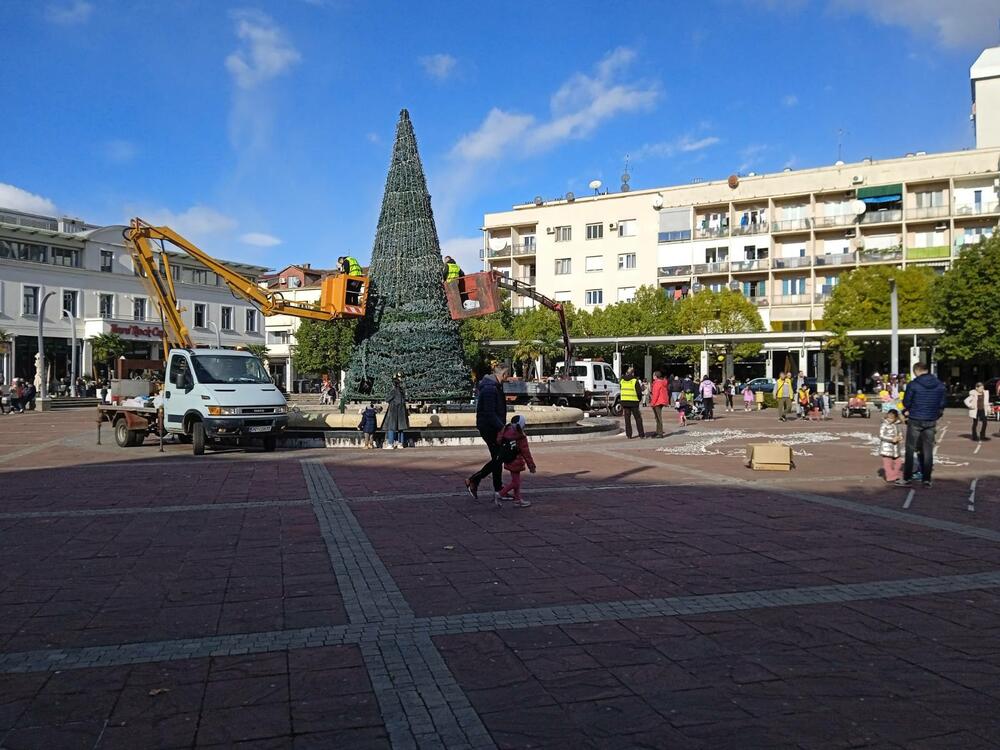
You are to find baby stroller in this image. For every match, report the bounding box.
[841,396,871,419]
[687,396,706,421]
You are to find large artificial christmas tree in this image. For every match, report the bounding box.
[345,109,471,401]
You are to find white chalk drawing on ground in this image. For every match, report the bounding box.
[658,427,969,467]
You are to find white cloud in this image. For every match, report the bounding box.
[633,135,721,161]
[782,94,799,107]
[102,139,138,164]
[240,232,282,247]
[452,109,534,161]
[0,183,57,215]
[831,0,999,49]
[142,205,238,238]
[225,10,301,90]
[366,132,381,144]
[440,236,483,275]
[418,53,458,81]
[44,1,93,25]
[739,144,769,172]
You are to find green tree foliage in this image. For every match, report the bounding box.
[822,265,935,361]
[931,234,1000,361]
[292,320,356,377]
[242,343,269,362]
[459,303,513,380]
[345,109,469,400]
[674,288,764,362]
[511,304,571,378]
[89,333,127,374]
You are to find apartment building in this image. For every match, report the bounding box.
[0,208,267,384]
[483,46,1000,333]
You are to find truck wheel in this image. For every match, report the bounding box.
[262,435,277,452]
[612,399,623,417]
[114,419,132,448]
[191,421,206,456]
[129,430,145,446]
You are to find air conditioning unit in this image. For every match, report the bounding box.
[729,281,741,291]
[608,222,617,231]
[546,227,555,234]
[851,175,864,185]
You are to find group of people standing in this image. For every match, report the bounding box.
[0,379,37,414]
[619,370,751,438]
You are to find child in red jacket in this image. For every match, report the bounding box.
[497,415,536,508]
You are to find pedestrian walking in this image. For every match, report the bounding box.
[796,383,812,420]
[381,374,409,449]
[699,375,717,420]
[497,415,536,508]
[773,372,794,421]
[964,382,991,442]
[879,409,904,483]
[676,392,690,426]
[650,370,669,437]
[898,362,947,487]
[794,371,806,417]
[723,378,735,412]
[619,367,646,438]
[358,401,378,449]
[669,374,682,407]
[742,383,754,412]
[466,364,509,507]
[680,374,694,399]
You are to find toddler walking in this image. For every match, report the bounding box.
[879,409,903,483]
[358,401,378,449]
[742,384,754,412]
[497,415,536,508]
[676,392,690,426]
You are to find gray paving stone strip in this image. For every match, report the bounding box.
[0,499,311,519]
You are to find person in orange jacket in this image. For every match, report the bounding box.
[497,415,536,508]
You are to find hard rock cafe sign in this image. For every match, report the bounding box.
[109,324,165,338]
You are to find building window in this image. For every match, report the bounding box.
[0,239,48,263]
[50,247,81,267]
[617,219,637,237]
[99,294,114,319]
[553,291,572,302]
[554,226,571,242]
[522,234,536,251]
[618,252,636,270]
[705,246,728,263]
[555,258,572,275]
[782,278,806,295]
[221,306,234,331]
[585,289,604,306]
[171,264,182,280]
[62,290,79,317]
[133,297,147,321]
[191,269,209,285]
[586,223,603,240]
[742,280,766,297]
[915,190,945,208]
[617,286,636,302]
[269,330,291,344]
[22,285,39,315]
[100,250,114,272]
[585,255,604,272]
[246,308,259,333]
[193,303,206,328]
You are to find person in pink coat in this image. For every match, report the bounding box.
[497,415,536,508]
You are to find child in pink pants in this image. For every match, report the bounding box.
[498,415,536,508]
[879,409,903,482]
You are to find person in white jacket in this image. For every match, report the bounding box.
[964,382,991,442]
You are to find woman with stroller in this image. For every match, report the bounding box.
[699,375,717,421]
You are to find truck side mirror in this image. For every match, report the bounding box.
[179,371,192,391]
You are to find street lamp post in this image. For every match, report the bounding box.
[207,321,222,348]
[63,308,78,398]
[889,278,899,376]
[36,291,56,400]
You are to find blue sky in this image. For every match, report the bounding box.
[1,0,998,272]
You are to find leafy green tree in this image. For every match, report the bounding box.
[674,288,764,363]
[511,305,570,378]
[458,302,513,379]
[89,333,127,377]
[242,343,269,362]
[931,234,1000,362]
[822,265,935,361]
[292,320,356,377]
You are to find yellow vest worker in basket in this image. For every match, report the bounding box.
[338,255,364,307]
[443,255,468,305]
[619,368,647,439]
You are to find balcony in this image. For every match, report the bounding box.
[908,205,949,221]
[749,297,769,306]
[658,264,693,278]
[814,214,855,229]
[815,252,856,267]
[858,248,903,264]
[814,291,834,303]
[658,230,692,243]
[512,243,536,257]
[906,245,950,261]
[772,256,812,270]
[731,222,768,236]
[692,261,729,275]
[954,201,1000,217]
[773,294,811,306]
[485,245,512,259]
[694,226,729,239]
[772,218,812,232]
[514,276,538,286]
[731,259,770,273]
[860,209,903,224]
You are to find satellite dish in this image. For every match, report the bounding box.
[850,199,867,215]
[589,179,602,192]
[565,192,575,202]
[727,174,739,189]
[533,196,543,206]
[652,195,664,210]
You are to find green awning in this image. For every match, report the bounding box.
[857,184,903,199]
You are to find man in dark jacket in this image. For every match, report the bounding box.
[466,365,509,506]
[900,362,947,487]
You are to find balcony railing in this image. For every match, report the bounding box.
[658,230,692,243]
[772,256,812,269]
[772,218,811,232]
[858,248,903,263]
[906,245,950,260]
[694,226,729,239]
[515,276,537,286]
[693,261,729,274]
[731,222,768,236]
[814,214,856,228]
[814,292,832,303]
[749,296,769,306]
[773,294,811,306]
[815,252,856,267]
[907,205,949,221]
[860,209,903,224]
[731,258,770,272]
[512,243,536,256]
[954,201,1000,216]
[658,264,693,277]
[486,245,512,258]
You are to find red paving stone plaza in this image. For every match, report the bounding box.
[3,406,1000,749]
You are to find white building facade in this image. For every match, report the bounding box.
[0,209,267,386]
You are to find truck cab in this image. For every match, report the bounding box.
[163,349,288,454]
[557,359,622,414]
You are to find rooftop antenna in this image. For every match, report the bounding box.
[620,154,631,192]
[836,128,849,163]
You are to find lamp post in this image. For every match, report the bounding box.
[36,291,56,400]
[63,308,78,397]
[889,278,899,376]
[207,321,222,348]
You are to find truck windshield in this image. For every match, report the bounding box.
[191,355,271,385]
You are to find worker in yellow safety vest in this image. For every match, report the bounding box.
[443,255,463,282]
[337,255,364,306]
[619,367,646,439]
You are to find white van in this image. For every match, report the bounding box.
[557,359,622,414]
[163,349,288,454]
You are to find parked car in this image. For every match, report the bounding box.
[745,378,776,393]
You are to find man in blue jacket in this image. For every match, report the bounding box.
[466,365,509,507]
[899,362,947,487]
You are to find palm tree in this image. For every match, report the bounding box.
[89,333,127,379]
[242,343,269,362]
[0,328,10,383]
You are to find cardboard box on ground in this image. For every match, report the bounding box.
[746,443,794,471]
